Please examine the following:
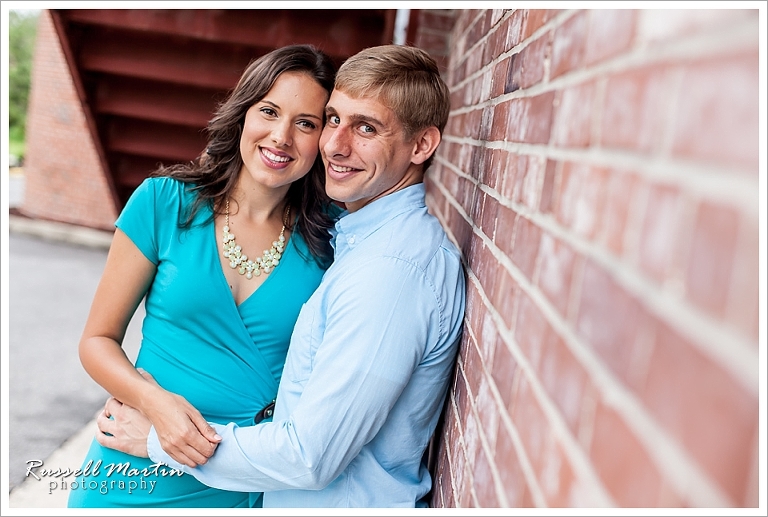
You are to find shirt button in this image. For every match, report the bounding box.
[347,236,355,245]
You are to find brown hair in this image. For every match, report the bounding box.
[334,45,450,171]
[152,44,337,266]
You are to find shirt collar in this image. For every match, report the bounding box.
[330,183,426,252]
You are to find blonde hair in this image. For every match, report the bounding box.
[335,45,450,170]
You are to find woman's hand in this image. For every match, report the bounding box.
[136,369,222,468]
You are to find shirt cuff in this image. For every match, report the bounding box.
[146,425,188,472]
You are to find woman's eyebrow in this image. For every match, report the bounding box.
[262,100,322,120]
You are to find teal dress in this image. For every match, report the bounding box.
[68,177,330,508]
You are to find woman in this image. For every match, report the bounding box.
[67,44,338,508]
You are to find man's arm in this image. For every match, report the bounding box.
[146,258,436,492]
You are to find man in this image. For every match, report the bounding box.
[98,44,466,508]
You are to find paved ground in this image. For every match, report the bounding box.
[6,171,143,507]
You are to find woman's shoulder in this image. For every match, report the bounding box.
[326,201,345,221]
[132,176,202,212]
[137,176,195,200]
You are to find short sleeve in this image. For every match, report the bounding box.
[115,178,158,264]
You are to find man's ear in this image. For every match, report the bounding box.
[411,126,442,165]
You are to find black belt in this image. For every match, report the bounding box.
[254,399,276,425]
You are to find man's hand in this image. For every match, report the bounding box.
[95,397,152,458]
[135,369,221,468]
[96,369,222,467]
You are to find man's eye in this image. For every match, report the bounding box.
[360,124,375,134]
[328,115,340,125]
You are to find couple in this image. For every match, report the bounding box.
[67,43,465,508]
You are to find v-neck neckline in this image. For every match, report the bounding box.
[212,209,293,309]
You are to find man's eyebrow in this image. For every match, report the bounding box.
[262,100,322,120]
[324,107,385,127]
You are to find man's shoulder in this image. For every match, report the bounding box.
[378,208,460,264]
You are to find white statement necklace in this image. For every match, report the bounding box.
[222,199,288,279]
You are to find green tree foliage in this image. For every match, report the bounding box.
[9,10,39,148]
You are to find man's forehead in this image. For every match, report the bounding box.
[327,89,388,112]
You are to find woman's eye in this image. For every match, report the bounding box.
[298,120,317,130]
[260,107,277,117]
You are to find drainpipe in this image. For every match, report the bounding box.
[393,9,410,45]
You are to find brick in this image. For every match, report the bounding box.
[472,447,500,507]
[474,245,495,308]
[454,364,470,425]
[600,170,641,256]
[495,422,530,506]
[638,183,683,283]
[479,106,494,140]
[24,11,117,230]
[519,155,546,210]
[492,338,519,410]
[515,293,550,373]
[512,376,550,475]
[500,153,528,201]
[538,330,588,435]
[523,9,557,40]
[494,204,517,258]
[576,260,643,389]
[552,83,593,148]
[485,148,507,192]
[726,216,759,342]
[600,67,668,153]
[504,53,521,95]
[479,192,499,241]
[525,91,556,144]
[684,201,740,318]
[538,159,558,214]
[643,322,758,503]
[490,263,519,331]
[550,11,588,79]
[538,434,577,507]
[486,22,508,63]
[505,10,527,50]
[590,401,664,506]
[507,31,550,92]
[536,232,577,317]
[416,31,451,56]
[490,99,510,141]
[419,10,458,33]
[503,98,528,143]
[511,216,542,280]
[585,9,636,66]
[637,9,756,45]
[463,405,481,469]
[448,204,473,256]
[492,57,510,98]
[452,430,470,507]
[555,162,608,240]
[475,375,500,450]
[671,52,759,170]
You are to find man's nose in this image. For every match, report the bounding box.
[322,125,350,157]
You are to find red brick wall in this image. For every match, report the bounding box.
[22,10,117,230]
[423,9,760,508]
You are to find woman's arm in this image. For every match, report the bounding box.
[79,229,218,467]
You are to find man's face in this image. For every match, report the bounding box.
[319,89,423,212]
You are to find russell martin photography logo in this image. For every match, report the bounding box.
[26,459,185,495]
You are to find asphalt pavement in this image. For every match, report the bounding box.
[7,212,143,508]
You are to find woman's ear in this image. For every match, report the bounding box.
[411,126,442,166]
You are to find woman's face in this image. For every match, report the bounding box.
[238,71,328,192]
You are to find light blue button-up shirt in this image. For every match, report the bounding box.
[147,183,466,507]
